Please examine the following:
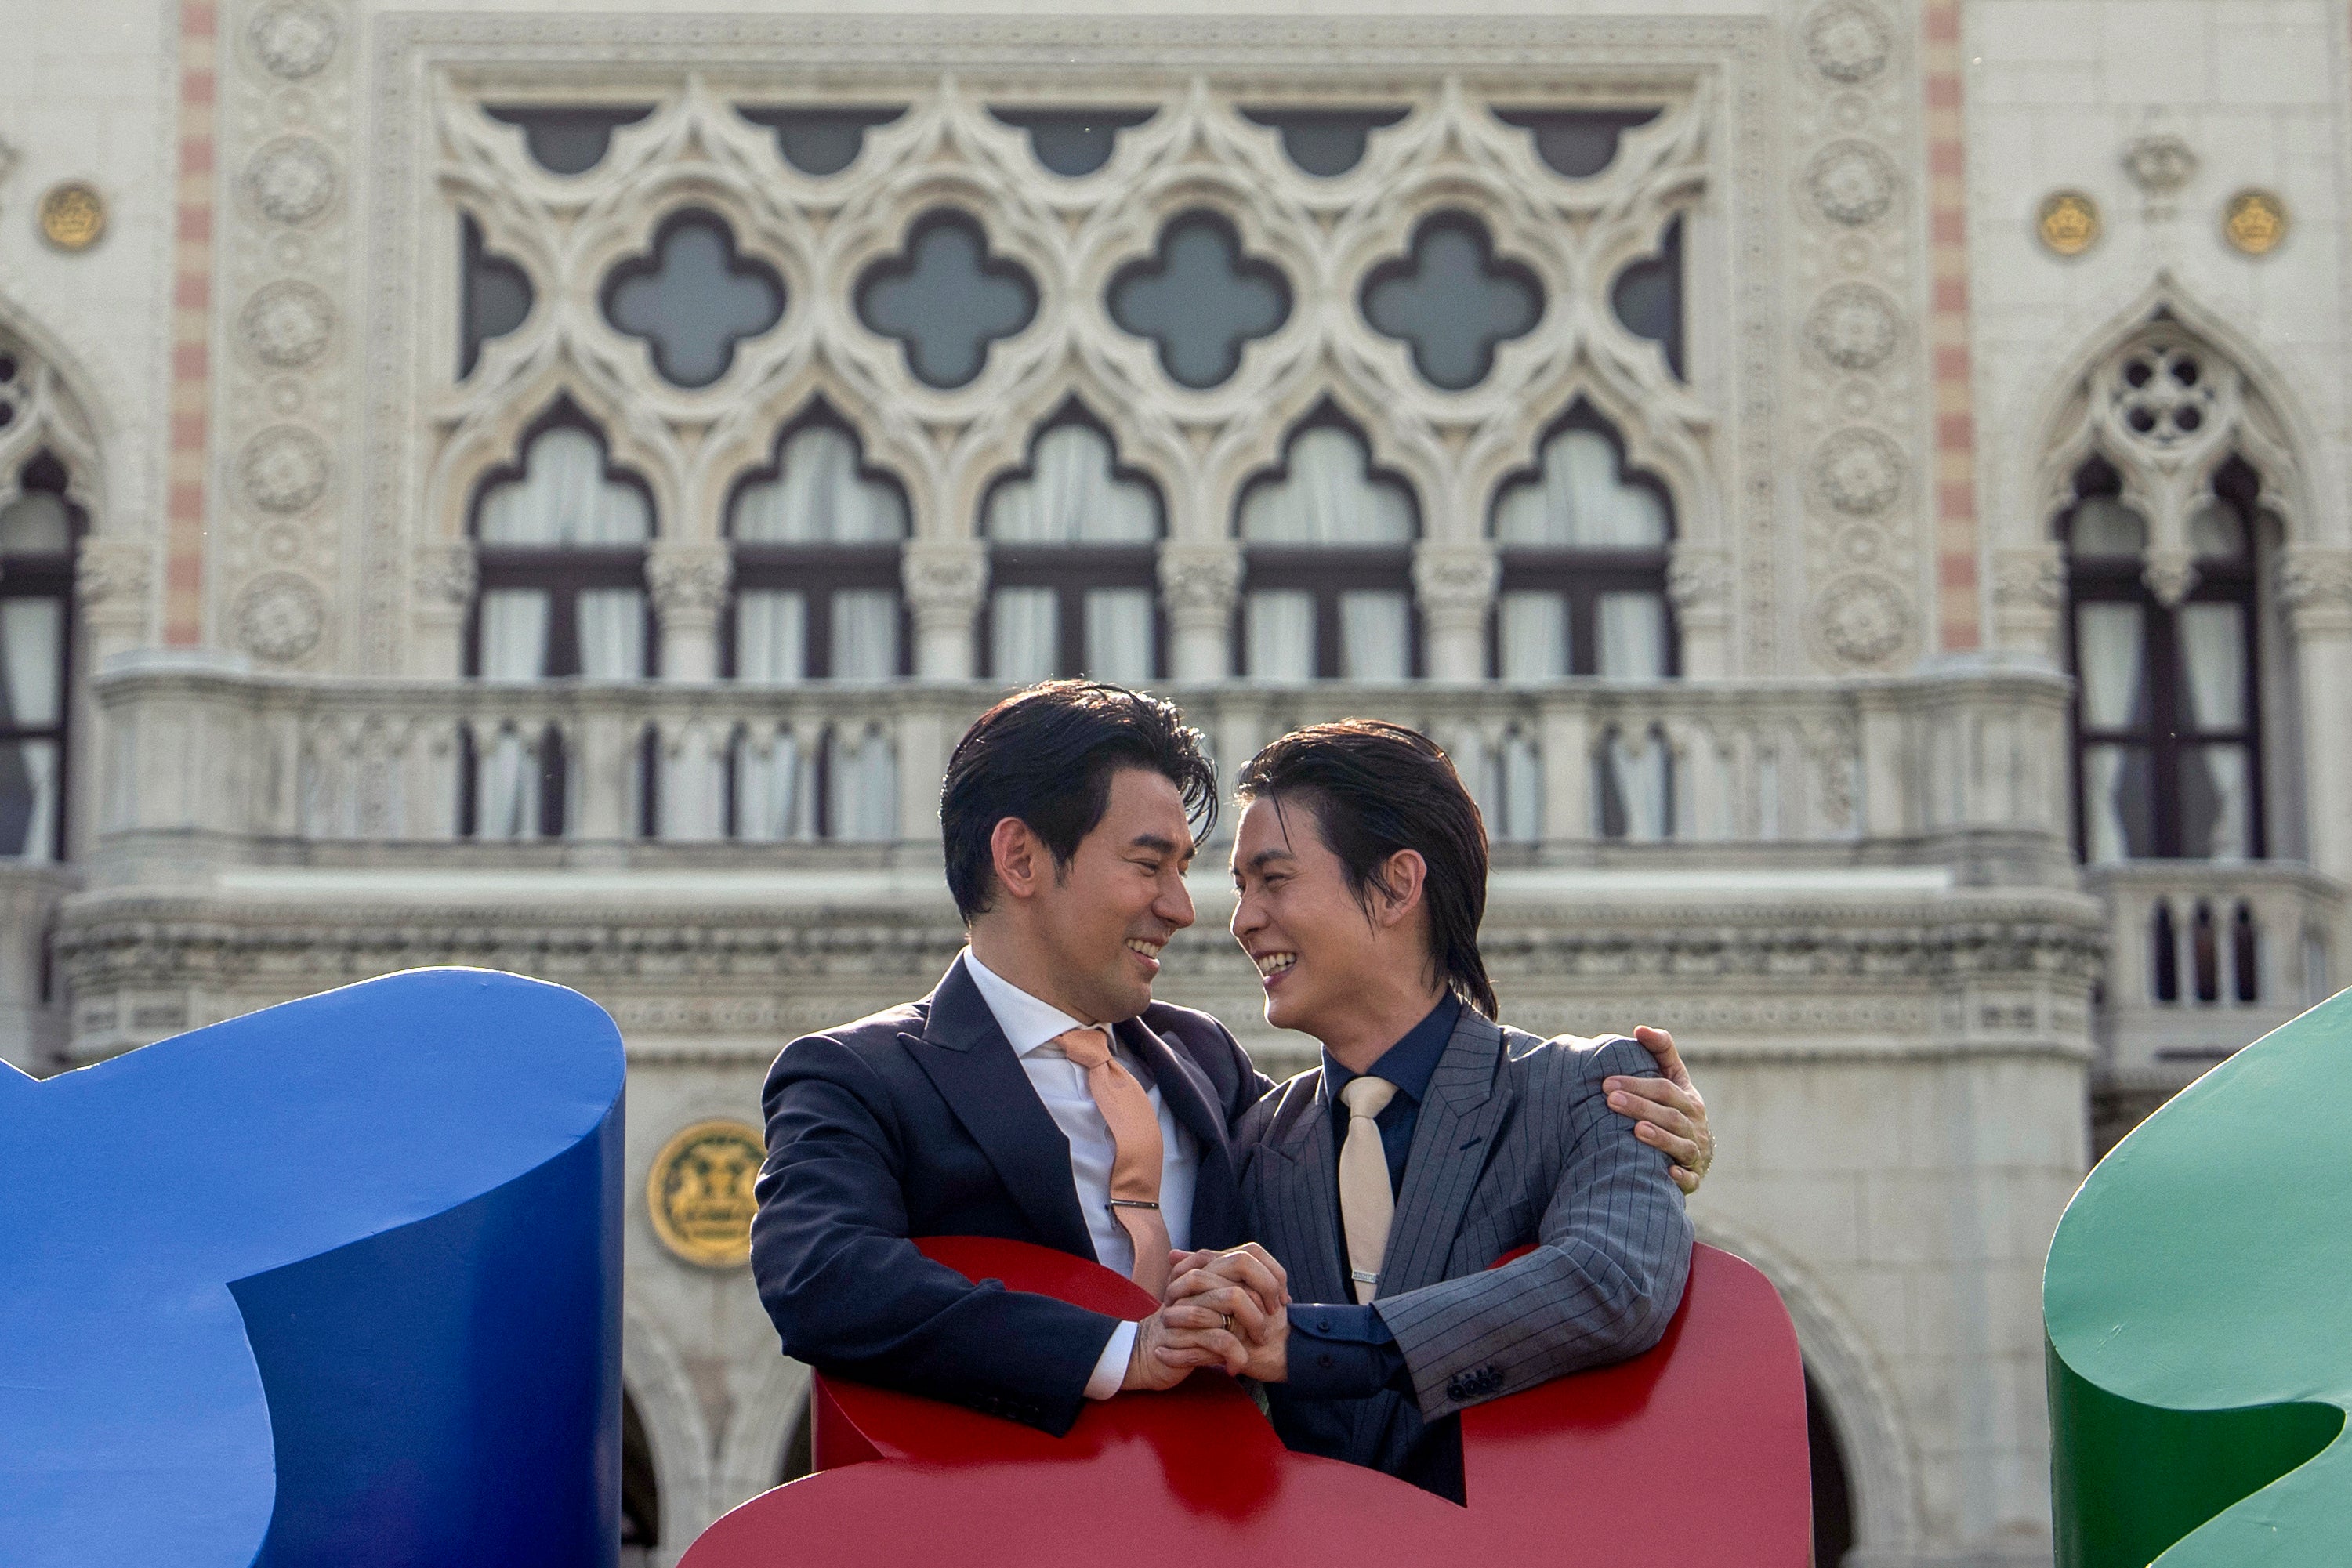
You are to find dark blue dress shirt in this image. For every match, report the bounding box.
[1282,994,1460,1400]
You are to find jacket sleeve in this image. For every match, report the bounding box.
[748,1034,1119,1436]
[1370,1036,1694,1422]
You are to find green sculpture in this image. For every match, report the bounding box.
[2045,988,2351,1567]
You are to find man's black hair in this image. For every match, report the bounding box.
[941,680,1218,922]
[1234,719,1499,1019]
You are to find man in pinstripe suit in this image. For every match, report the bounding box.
[1162,719,1699,1499]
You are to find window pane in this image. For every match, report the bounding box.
[1609,216,1683,379]
[1238,107,1407,178]
[476,726,542,840]
[2181,744,2252,862]
[483,104,651,176]
[1240,425,1413,545]
[732,425,907,543]
[0,598,65,728]
[1597,592,1667,679]
[1361,212,1540,391]
[985,424,1159,543]
[828,725,898,842]
[739,107,904,176]
[1495,426,1666,547]
[1499,592,1567,680]
[1494,107,1661,179]
[2081,742,2154,863]
[460,213,533,378]
[1600,726,1670,841]
[2069,497,2145,560]
[988,108,1154,178]
[1339,590,1409,680]
[602,212,785,389]
[478,426,651,545]
[735,727,810,841]
[1245,589,1315,679]
[1084,588,1154,685]
[478,589,550,679]
[2189,502,2247,561]
[1107,211,1289,389]
[855,211,1038,390]
[2075,603,2148,730]
[578,588,647,678]
[0,491,72,554]
[735,590,806,683]
[0,738,59,860]
[2176,603,2246,730]
[991,586,1059,682]
[832,589,901,680]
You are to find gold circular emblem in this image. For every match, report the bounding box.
[37,182,107,252]
[2223,189,2288,256]
[647,1119,765,1269]
[2035,190,2100,257]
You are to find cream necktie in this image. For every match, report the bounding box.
[1053,1025,1173,1299]
[1339,1075,1399,1305]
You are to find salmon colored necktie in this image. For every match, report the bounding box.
[1054,1025,1172,1299]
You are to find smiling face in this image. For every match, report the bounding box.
[1006,765,1198,1024]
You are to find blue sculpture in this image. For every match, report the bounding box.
[0,968,625,1568]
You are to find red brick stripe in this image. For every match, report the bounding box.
[165,0,219,646]
[1922,0,1981,652]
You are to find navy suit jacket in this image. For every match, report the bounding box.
[750,958,1272,1436]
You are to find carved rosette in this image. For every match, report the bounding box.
[2278,547,2352,636]
[647,544,732,631]
[234,571,329,664]
[1410,543,1499,636]
[901,541,988,635]
[1156,541,1242,634]
[1808,571,1915,671]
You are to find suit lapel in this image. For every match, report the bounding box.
[1118,1016,1244,1250]
[1379,1009,1517,1299]
[901,958,1095,1261]
[1260,1083,1350,1309]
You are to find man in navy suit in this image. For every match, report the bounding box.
[749,682,1709,1435]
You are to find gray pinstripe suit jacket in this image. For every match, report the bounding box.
[1234,1005,1694,1487]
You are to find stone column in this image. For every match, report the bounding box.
[1412,542,1496,683]
[1989,544,2066,662]
[903,541,987,679]
[2280,546,2352,882]
[647,543,730,682]
[411,541,477,680]
[1158,541,1241,682]
[1667,544,1734,678]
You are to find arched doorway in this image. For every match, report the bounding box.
[1806,1369,1857,1567]
[620,1391,660,1567]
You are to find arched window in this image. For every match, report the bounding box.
[726,414,908,681]
[465,410,654,840]
[980,412,1162,686]
[2064,453,2264,863]
[1237,411,1418,679]
[0,453,78,863]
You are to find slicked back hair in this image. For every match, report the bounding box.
[1234,719,1498,1019]
[941,680,1218,922]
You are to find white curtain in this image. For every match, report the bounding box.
[0,493,71,553]
[828,725,899,842]
[1604,725,1671,842]
[1597,592,1668,679]
[1246,590,1316,679]
[1495,427,1667,548]
[736,728,813,842]
[2075,603,2145,729]
[477,426,651,545]
[2070,497,2144,560]
[730,425,908,544]
[1084,588,1155,685]
[1501,727,1542,843]
[479,589,549,679]
[2188,502,2245,561]
[0,599,63,861]
[578,588,647,678]
[1499,592,1568,681]
[991,587,1059,683]
[475,590,549,841]
[1339,591,1410,680]
[735,591,806,683]
[832,589,901,680]
[985,425,1158,543]
[1240,426,1413,545]
[2179,603,2249,860]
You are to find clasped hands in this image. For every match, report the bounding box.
[1121,1244,1292,1391]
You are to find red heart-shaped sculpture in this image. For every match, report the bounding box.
[683,1238,1809,1566]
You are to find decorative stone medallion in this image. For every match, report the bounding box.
[1805,282,1900,370]
[647,1120,766,1269]
[2223,190,2288,256]
[1807,141,1897,226]
[36,181,107,251]
[238,425,333,513]
[1814,427,1904,516]
[2037,191,2100,256]
[234,570,328,663]
[1811,571,1912,668]
[244,136,339,225]
[239,280,335,369]
[1803,2,1892,84]
[248,2,340,80]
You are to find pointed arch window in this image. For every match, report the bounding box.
[980,412,1163,686]
[1237,411,1419,679]
[725,413,909,683]
[0,453,79,862]
[2064,454,2265,863]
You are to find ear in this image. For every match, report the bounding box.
[1373,849,1428,928]
[989,817,1045,902]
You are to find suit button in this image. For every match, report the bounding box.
[1317,1316,1332,1333]
[1318,1353,1334,1369]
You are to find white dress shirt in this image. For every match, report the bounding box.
[959,949,1198,1400]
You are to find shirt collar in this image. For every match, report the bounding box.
[959,948,1095,1058]
[1321,993,1462,1111]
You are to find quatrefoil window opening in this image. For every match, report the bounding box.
[600,210,785,389]
[1608,216,1684,380]
[854,210,1040,390]
[2111,343,2220,451]
[1361,212,1542,392]
[459,213,534,379]
[1107,212,1291,390]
